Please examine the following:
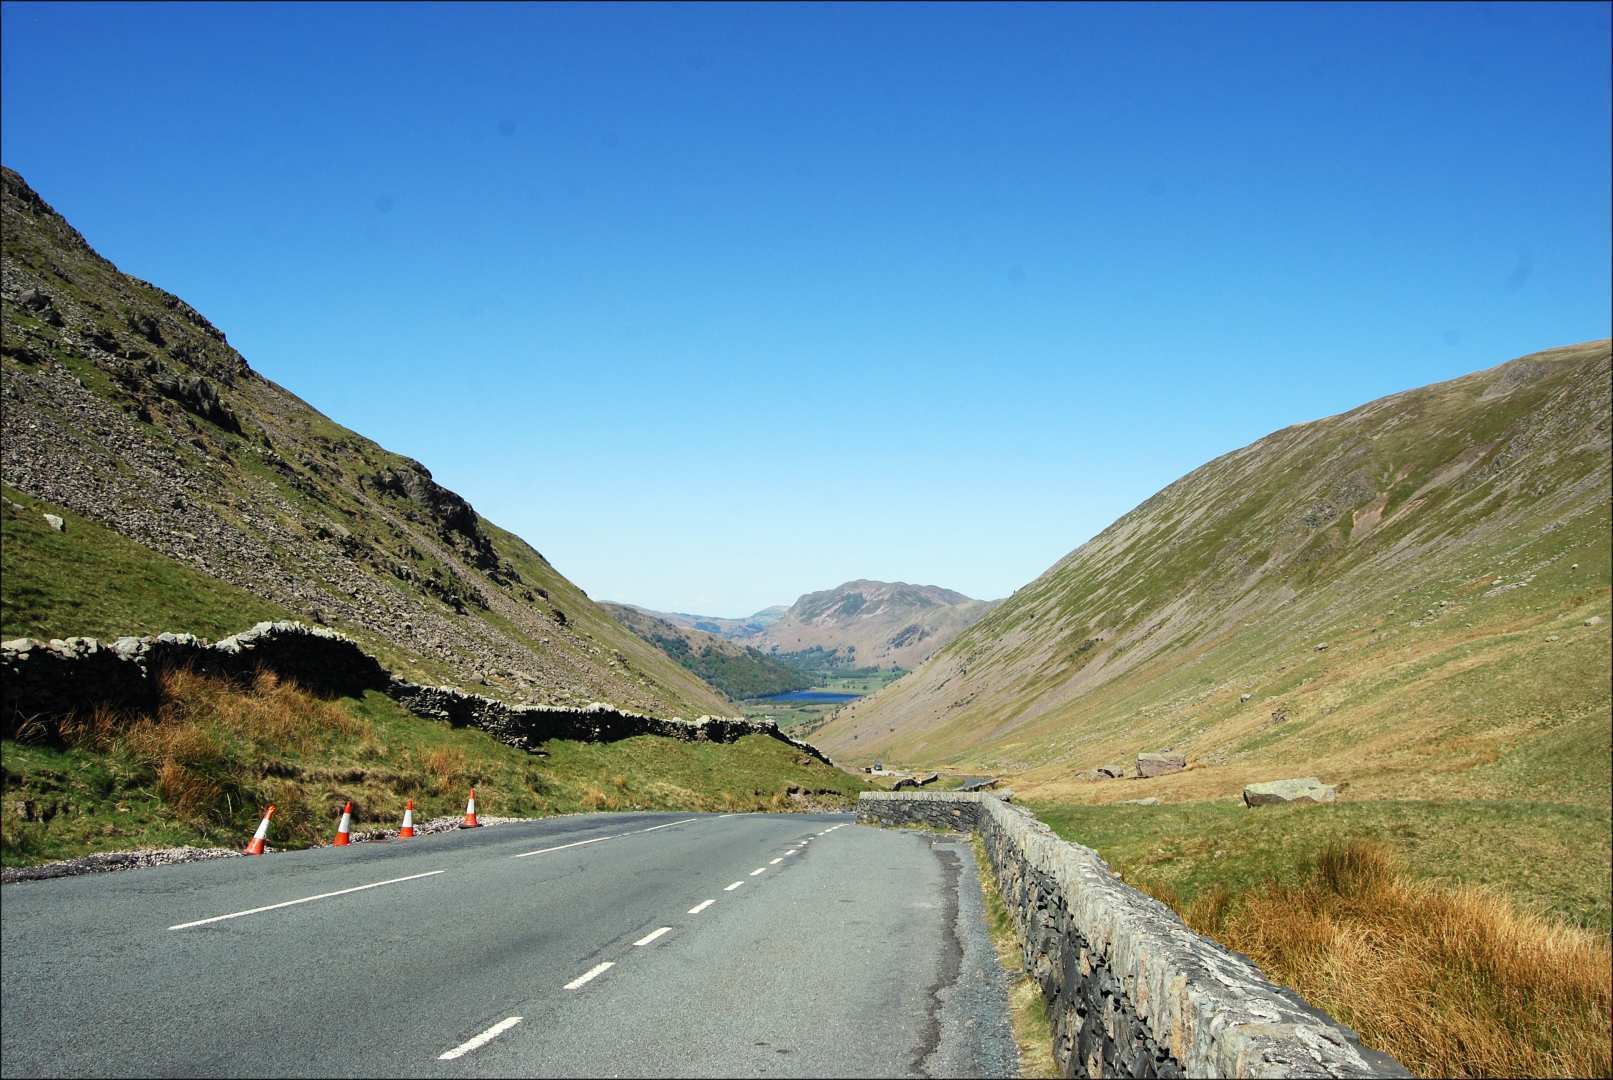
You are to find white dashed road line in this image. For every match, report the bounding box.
[688,899,716,914]
[769,857,783,864]
[439,1017,522,1060]
[168,870,446,930]
[564,962,614,990]
[749,867,766,876]
[634,927,672,946]
[724,881,744,891]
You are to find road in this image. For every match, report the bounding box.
[0,812,1018,1078]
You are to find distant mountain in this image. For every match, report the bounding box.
[601,603,812,701]
[0,165,730,717]
[814,342,1613,793]
[630,581,998,672]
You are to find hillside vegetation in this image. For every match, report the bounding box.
[0,165,727,717]
[602,602,812,700]
[2,666,865,866]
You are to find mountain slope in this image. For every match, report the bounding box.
[601,603,812,700]
[816,342,1612,803]
[644,581,999,672]
[0,166,729,717]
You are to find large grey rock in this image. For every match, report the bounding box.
[1242,777,1337,807]
[42,513,63,532]
[1096,762,1127,779]
[1136,751,1185,778]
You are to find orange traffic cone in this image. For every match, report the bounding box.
[399,798,416,839]
[332,801,353,846]
[244,804,276,855]
[462,787,480,828]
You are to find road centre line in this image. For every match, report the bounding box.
[513,835,613,859]
[769,858,783,864]
[564,962,614,990]
[168,870,446,930]
[634,927,672,946]
[749,867,766,876]
[688,899,716,914]
[639,817,698,834]
[439,1017,522,1060]
[724,881,744,891]
[786,849,798,855]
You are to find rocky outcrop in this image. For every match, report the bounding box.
[0,621,833,765]
[1136,751,1185,778]
[1242,778,1337,807]
[857,792,1407,1079]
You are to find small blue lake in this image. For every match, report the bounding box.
[760,690,862,704]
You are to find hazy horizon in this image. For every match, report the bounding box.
[4,2,1609,614]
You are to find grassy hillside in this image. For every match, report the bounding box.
[601,603,811,701]
[819,343,1611,799]
[1,668,867,866]
[0,165,728,717]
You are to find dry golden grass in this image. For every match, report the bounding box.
[423,746,467,792]
[1166,840,1612,1078]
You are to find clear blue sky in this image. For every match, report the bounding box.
[4,2,1609,615]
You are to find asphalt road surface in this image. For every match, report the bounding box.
[1,812,1018,1078]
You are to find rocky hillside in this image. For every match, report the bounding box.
[816,343,1612,803]
[602,603,812,700]
[0,166,729,717]
[763,580,999,670]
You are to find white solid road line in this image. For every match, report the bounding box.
[168,870,446,930]
[439,1016,522,1060]
[564,962,615,990]
[749,867,767,876]
[769,857,783,864]
[688,899,716,914]
[724,880,744,891]
[639,818,699,834]
[634,927,673,946]
[513,835,613,859]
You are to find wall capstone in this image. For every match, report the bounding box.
[857,791,1409,1079]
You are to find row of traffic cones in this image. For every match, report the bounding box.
[243,789,481,855]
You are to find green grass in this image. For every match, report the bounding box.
[1028,796,1613,932]
[1,484,293,641]
[1,673,870,866]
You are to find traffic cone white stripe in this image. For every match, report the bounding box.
[244,804,275,855]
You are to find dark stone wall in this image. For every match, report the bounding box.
[858,792,1409,1079]
[1,622,833,766]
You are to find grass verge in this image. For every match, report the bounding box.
[1142,839,1611,1079]
[969,834,1058,1079]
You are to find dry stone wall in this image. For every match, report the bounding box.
[0,621,833,765]
[857,791,1408,1079]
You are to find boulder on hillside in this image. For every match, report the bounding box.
[1242,777,1337,807]
[1136,751,1185,778]
[1096,762,1127,779]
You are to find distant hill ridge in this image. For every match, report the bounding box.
[629,579,999,672]
[0,165,730,717]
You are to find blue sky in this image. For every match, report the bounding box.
[3,2,1609,615]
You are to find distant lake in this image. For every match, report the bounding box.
[760,690,862,704]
